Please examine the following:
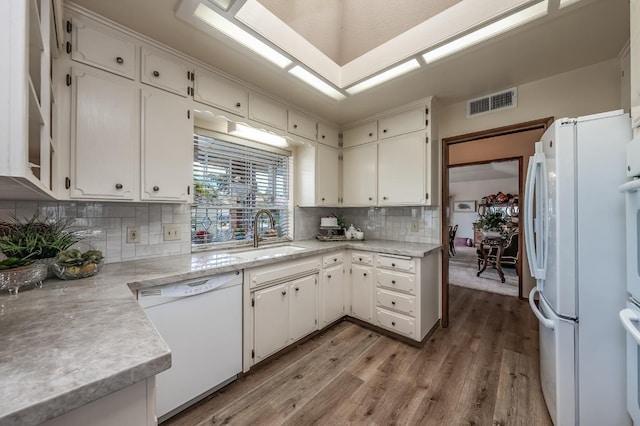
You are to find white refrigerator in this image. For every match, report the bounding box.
[525,110,631,425]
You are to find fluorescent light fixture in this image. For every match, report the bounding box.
[194,3,292,68]
[345,59,421,95]
[559,0,582,8]
[288,66,347,101]
[422,1,548,64]
[228,122,288,147]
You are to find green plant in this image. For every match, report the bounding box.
[332,213,346,229]
[0,213,83,260]
[0,257,33,270]
[477,211,507,231]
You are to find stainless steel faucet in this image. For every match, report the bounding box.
[253,209,276,248]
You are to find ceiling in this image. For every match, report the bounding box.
[69,0,629,125]
[449,160,519,183]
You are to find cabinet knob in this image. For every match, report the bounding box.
[368,197,373,201]
[368,132,373,137]
[153,186,159,192]
[116,57,124,64]
[359,257,362,261]
[282,290,287,295]
[383,129,388,133]
[321,135,325,139]
[295,287,300,292]
[321,197,325,201]
[333,258,337,262]
[391,321,396,326]
[236,102,241,108]
[327,274,332,279]
[363,272,367,277]
[391,301,396,305]
[152,70,160,77]
[391,263,396,267]
[383,196,388,200]
[115,183,123,189]
[293,124,298,129]
[392,280,396,284]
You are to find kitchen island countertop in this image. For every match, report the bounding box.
[0,239,440,425]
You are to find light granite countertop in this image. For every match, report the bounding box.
[0,239,440,426]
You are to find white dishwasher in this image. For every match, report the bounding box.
[138,271,242,422]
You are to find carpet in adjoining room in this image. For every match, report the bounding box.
[448,246,518,297]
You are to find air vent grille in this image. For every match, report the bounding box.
[467,88,517,117]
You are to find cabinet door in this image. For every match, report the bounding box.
[342,144,377,206]
[288,110,317,140]
[289,275,318,342]
[632,0,640,134]
[342,121,377,148]
[193,68,247,117]
[378,132,427,205]
[71,17,136,80]
[321,263,345,326]
[141,88,193,202]
[317,122,340,148]
[248,93,287,130]
[253,283,289,361]
[316,144,340,206]
[378,107,426,140]
[70,67,136,199]
[141,47,191,97]
[351,264,373,322]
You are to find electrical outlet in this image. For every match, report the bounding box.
[163,224,181,241]
[410,221,420,232]
[127,226,141,244]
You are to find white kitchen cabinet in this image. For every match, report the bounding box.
[193,67,247,117]
[253,283,290,362]
[342,121,377,148]
[321,262,345,326]
[316,144,340,206]
[350,264,374,322]
[288,109,317,141]
[70,66,137,200]
[342,143,377,206]
[288,275,318,342]
[378,106,426,140]
[140,47,191,97]
[631,0,640,135]
[141,88,192,202]
[317,122,340,148]
[248,93,287,131]
[71,15,136,80]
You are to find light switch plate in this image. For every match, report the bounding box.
[127,226,141,244]
[163,224,181,241]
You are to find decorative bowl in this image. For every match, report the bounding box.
[0,262,48,294]
[52,259,103,280]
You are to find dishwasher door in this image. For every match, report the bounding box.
[138,271,242,421]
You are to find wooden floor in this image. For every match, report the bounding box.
[164,285,551,426]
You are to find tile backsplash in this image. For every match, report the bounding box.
[0,201,191,264]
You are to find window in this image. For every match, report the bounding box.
[192,131,292,249]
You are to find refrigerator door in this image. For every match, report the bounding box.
[530,289,576,426]
[622,180,640,300]
[524,141,549,288]
[619,300,640,424]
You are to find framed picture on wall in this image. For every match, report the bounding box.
[454,200,477,212]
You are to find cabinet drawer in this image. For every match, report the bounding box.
[317,122,340,148]
[248,93,287,130]
[249,257,320,288]
[378,107,426,140]
[376,288,415,316]
[376,307,415,337]
[376,269,416,294]
[376,255,415,273]
[351,252,373,265]
[323,253,344,267]
[71,17,136,79]
[141,47,191,97]
[193,69,248,117]
[342,122,377,148]
[288,110,317,140]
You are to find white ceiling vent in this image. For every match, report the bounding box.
[466,87,517,118]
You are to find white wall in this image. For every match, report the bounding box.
[449,177,518,240]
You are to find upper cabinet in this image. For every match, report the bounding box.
[248,93,287,131]
[288,110,317,141]
[140,47,192,98]
[71,16,136,80]
[342,122,377,148]
[294,142,340,207]
[342,143,377,206]
[193,67,248,117]
[317,122,340,148]
[378,107,426,140]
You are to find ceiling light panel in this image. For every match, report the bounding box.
[346,59,421,95]
[193,3,292,68]
[228,122,289,147]
[288,66,346,101]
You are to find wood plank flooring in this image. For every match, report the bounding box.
[163,285,551,426]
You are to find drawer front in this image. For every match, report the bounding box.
[194,69,248,117]
[376,288,415,316]
[141,47,191,97]
[376,255,415,273]
[288,110,317,140]
[249,257,321,288]
[323,252,344,268]
[378,107,426,140]
[376,269,416,294]
[342,121,377,148]
[351,252,373,265]
[72,17,136,79]
[376,307,415,337]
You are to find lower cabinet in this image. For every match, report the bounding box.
[350,263,374,322]
[320,261,346,327]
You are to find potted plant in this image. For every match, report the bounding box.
[477,210,508,238]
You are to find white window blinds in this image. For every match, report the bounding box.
[192,133,291,248]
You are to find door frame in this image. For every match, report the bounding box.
[440,117,553,327]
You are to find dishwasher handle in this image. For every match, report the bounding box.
[138,270,242,304]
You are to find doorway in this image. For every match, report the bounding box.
[439,117,553,327]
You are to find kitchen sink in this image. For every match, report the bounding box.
[230,245,307,259]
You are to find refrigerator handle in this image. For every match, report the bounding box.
[529,288,554,329]
[524,157,538,278]
[620,308,640,345]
